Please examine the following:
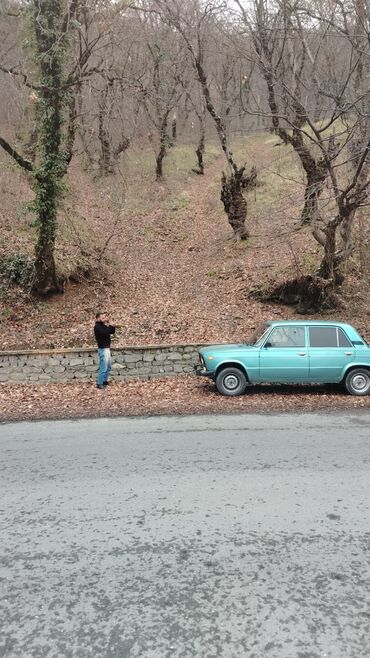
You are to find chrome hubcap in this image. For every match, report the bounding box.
[223,374,239,390]
[352,374,370,391]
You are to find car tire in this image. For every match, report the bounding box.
[215,367,247,396]
[344,368,370,396]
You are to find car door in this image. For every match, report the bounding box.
[308,326,355,382]
[259,325,309,382]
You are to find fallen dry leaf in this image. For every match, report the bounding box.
[1,376,369,423]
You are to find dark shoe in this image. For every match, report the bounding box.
[103,381,110,386]
[96,384,105,390]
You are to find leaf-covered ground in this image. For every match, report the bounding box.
[1,376,370,423]
[1,135,369,352]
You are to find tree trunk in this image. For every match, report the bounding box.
[316,222,344,284]
[171,115,177,143]
[221,168,248,240]
[114,135,130,161]
[300,169,327,225]
[77,86,95,171]
[98,109,114,176]
[34,209,59,295]
[65,88,78,164]
[318,232,335,280]
[156,144,166,179]
[195,134,205,175]
[31,0,67,296]
[32,147,62,295]
[156,124,167,180]
[193,112,205,175]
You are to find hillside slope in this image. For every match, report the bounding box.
[0,134,368,350]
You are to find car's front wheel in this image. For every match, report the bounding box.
[215,367,247,396]
[344,368,370,396]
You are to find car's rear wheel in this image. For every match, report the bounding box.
[344,368,370,396]
[216,367,247,396]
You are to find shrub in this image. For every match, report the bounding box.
[0,252,34,289]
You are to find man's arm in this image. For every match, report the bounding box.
[95,323,111,339]
[104,320,115,335]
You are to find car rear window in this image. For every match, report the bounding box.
[309,327,352,348]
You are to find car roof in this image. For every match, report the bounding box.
[266,320,361,337]
[267,320,350,326]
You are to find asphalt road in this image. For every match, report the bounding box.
[1,413,370,658]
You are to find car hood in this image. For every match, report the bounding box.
[199,344,255,357]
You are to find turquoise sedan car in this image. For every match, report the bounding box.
[195,321,370,396]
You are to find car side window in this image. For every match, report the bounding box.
[337,329,352,347]
[309,327,352,348]
[266,326,305,348]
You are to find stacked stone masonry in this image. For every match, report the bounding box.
[0,344,208,384]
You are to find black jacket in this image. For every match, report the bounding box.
[94,321,115,348]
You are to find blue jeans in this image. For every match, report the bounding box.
[97,348,112,386]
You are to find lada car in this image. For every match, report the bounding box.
[195,321,370,396]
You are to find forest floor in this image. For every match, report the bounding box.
[1,132,369,352]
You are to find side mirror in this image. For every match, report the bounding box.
[264,342,272,348]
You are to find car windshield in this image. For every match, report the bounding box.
[247,323,270,346]
[356,330,368,346]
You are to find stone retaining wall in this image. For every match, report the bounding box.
[0,344,207,384]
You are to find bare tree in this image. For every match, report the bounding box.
[74,16,136,178]
[176,69,207,173]
[154,0,257,239]
[131,12,185,179]
[96,77,130,176]
[236,0,370,304]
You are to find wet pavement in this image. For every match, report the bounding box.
[1,413,370,657]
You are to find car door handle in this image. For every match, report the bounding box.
[298,352,306,356]
[345,352,353,356]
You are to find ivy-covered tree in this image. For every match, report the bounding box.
[0,1,74,294]
[31,0,73,294]
[0,0,105,295]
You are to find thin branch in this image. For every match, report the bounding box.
[0,137,34,172]
[0,64,41,90]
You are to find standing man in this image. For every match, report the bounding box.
[94,312,115,389]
